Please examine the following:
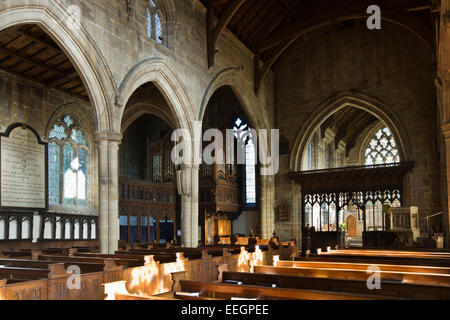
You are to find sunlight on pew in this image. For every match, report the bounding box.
[237,247,249,272]
[104,281,130,300]
[273,255,279,267]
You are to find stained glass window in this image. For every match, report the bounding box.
[48,142,61,205]
[364,127,400,166]
[234,118,257,206]
[48,115,89,207]
[147,0,164,45]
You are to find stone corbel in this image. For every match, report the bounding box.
[115,94,124,109]
[126,0,135,18]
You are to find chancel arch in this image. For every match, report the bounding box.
[290,92,414,249]
[290,92,412,172]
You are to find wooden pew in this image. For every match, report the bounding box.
[0,258,105,274]
[0,266,49,280]
[278,260,450,275]
[300,255,450,267]
[222,271,450,300]
[74,253,175,264]
[37,255,141,268]
[254,265,450,287]
[115,293,177,300]
[177,280,397,300]
[327,249,450,258]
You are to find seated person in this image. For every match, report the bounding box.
[248,229,257,248]
[269,231,280,249]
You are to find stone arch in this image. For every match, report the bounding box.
[117,58,195,135]
[199,68,268,131]
[0,1,117,133]
[121,102,176,133]
[289,92,413,171]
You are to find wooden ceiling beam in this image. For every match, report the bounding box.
[0,46,64,76]
[0,64,87,101]
[242,1,279,43]
[253,1,433,95]
[207,0,246,68]
[46,71,79,88]
[257,0,430,52]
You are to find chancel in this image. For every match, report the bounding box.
[0,0,450,302]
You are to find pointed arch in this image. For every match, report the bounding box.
[289,92,413,171]
[0,1,117,133]
[117,58,195,135]
[199,67,268,131]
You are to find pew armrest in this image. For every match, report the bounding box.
[171,271,187,292]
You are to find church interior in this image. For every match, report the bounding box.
[1,0,450,302]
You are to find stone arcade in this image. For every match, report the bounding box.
[0,0,449,301]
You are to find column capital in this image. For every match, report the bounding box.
[94,131,122,144]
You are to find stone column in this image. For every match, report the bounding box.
[96,132,122,254]
[180,163,192,247]
[260,174,275,239]
[291,183,302,245]
[190,164,200,247]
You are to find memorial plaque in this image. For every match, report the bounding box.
[276,204,290,222]
[0,124,48,210]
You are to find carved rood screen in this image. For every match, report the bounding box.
[289,162,413,233]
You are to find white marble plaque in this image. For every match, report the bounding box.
[1,126,46,208]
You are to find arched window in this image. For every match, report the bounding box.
[364,127,399,166]
[48,115,89,207]
[234,118,256,206]
[147,0,164,45]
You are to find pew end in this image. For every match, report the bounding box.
[170,271,187,292]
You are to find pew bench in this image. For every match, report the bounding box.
[254,265,450,287]
[278,260,450,275]
[0,258,105,274]
[222,271,450,300]
[299,255,450,267]
[176,280,396,300]
[37,255,142,268]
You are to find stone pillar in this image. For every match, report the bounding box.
[180,163,192,248]
[190,164,200,247]
[291,183,302,245]
[96,132,122,254]
[260,174,275,239]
